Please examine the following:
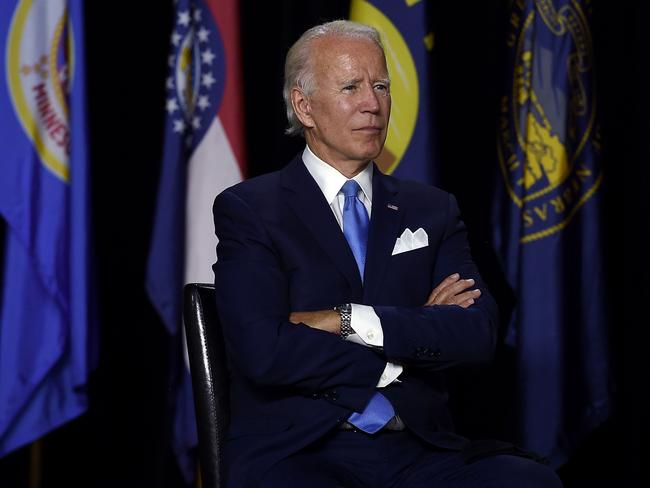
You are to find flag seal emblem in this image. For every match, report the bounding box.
[6,0,73,182]
[497,0,602,243]
[165,2,225,151]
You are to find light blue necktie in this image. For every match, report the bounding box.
[340,180,395,434]
[341,180,369,279]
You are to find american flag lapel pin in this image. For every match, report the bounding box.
[387,204,399,211]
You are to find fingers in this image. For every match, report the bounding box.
[425,273,460,305]
[430,277,475,304]
[436,282,480,305]
[454,289,482,308]
[457,298,475,309]
[435,279,470,304]
[425,274,481,307]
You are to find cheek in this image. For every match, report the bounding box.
[383,96,391,114]
[317,101,350,126]
[334,101,356,121]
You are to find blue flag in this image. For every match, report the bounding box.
[146,0,246,481]
[493,0,613,466]
[0,0,96,455]
[350,0,437,183]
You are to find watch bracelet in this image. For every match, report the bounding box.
[335,303,353,339]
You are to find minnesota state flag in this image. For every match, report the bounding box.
[493,0,613,466]
[0,0,96,456]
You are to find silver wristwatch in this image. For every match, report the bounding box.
[335,303,353,339]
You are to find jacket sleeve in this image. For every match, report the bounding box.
[213,189,386,411]
[374,194,498,370]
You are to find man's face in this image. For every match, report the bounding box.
[296,36,391,170]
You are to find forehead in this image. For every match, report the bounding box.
[310,35,387,78]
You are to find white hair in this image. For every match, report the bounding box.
[282,20,384,136]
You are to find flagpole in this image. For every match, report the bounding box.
[28,439,42,488]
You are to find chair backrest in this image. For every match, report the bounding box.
[183,283,231,488]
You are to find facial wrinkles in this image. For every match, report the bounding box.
[317,46,385,124]
[302,37,391,171]
[314,54,354,98]
[333,53,387,92]
[334,53,356,79]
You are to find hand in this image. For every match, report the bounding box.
[424,273,481,308]
[289,310,340,334]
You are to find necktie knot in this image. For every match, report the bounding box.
[341,180,361,198]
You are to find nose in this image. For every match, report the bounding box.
[360,84,380,113]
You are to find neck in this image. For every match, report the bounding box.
[305,140,370,179]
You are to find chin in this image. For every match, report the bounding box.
[346,137,385,163]
[361,144,384,162]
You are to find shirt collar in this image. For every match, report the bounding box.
[301,145,373,205]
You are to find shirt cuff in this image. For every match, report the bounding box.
[349,303,383,347]
[377,362,403,388]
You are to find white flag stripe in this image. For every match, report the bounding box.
[184,116,243,287]
[182,117,243,372]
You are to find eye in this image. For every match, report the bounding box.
[342,84,357,92]
[374,83,389,93]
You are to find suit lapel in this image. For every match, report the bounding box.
[281,157,363,295]
[363,167,404,303]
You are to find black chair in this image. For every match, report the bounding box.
[183,283,231,488]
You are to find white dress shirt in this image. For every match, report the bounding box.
[302,145,402,387]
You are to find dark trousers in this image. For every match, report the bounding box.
[261,429,563,488]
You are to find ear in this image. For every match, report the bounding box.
[290,87,315,129]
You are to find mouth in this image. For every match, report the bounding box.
[354,126,383,133]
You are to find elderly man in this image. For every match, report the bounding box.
[213,20,562,488]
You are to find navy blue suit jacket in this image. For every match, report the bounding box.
[212,155,498,487]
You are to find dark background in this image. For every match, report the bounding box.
[0,0,645,486]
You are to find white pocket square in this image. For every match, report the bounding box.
[391,228,429,256]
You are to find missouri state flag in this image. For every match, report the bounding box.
[492,0,613,466]
[145,0,246,481]
[0,0,96,455]
[351,0,437,184]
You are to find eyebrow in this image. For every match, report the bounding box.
[338,77,391,86]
